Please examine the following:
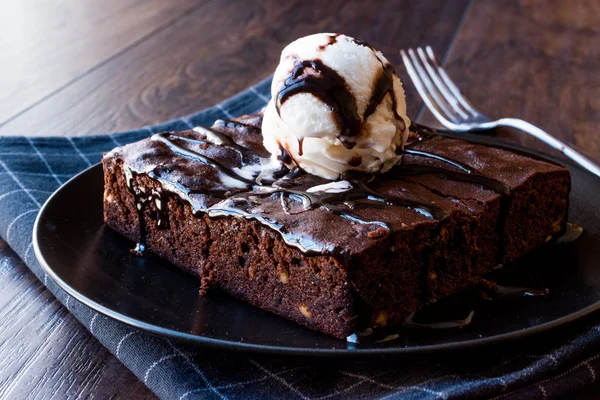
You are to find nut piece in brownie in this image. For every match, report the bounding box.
[102,114,570,338]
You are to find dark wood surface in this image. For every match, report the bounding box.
[418,0,600,163]
[0,239,152,399]
[0,0,469,136]
[1,0,599,398]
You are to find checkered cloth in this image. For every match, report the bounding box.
[1,77,600,399]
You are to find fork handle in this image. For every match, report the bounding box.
[497,118,600,178]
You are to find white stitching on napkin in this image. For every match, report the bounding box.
[116,331,137,358]
[89,313,99,335]
[25,137,62,186]
[6,209,38,241]
[0,189,52,203]
[217,104,234,119]
[584,360,597,380]
[167,340,227,400]
[341,371,447,399]
[109,134,122,147]
[250,86,270,103]
[490,352,600,399]
[250,359,309,400]
[0,161,43,207]
[67,137,92,167]
[537,384,548,398]
[144,353,179,383]
[178,367,304,400]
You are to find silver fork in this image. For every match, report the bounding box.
[400,46,600,178]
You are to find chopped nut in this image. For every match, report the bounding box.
[105,194,113,203]
[368,227,388,239]
[278,271,289,284]
[248,266,255,279]
[439,227,449,240]
[552,220,563,232]
[375,311,388,326]
[299,305,311,318]
[429,272,438,280]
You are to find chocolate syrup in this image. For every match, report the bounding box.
[127,123,458,255]
[193,125,249,158]
[276,59,361,148]
[411,122,565,167]
[495,285,549,297]
[403,310,475,329]
[317,33,339,51]
[278,144,294,165]
[363,63,405,132]
[396,162,510,195]
[350,38,375,50]
[406,125,518,263]
[152,132,254,187]
[272,179,447,221]
[348,156,362,167]
[124,167,171,256]
[276,47,406,148]
[126,116,569,259]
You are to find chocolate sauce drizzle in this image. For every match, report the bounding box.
[126,129,454,255]
[403,310,475,329]
[124,168,171,256]
[152,132,255,187]
[276,59,361,148]
[398,149,510,195]
[317,34,339,51]
[276,41,405,148]
[124,116,548,258]
[364,63,404,133]
[495,285,549,297]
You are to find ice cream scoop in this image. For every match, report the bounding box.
[262,33,411,180]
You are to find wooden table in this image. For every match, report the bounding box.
[1,0,599,398]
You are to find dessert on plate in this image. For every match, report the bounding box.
[102,34,571,339]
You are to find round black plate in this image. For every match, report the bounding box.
[33,142,600,356]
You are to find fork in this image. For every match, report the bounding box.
[400,46,600,178]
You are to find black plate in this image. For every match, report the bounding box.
[33,140,600,357]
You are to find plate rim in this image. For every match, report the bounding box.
[33,138,600,357]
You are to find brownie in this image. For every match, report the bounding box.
[102,115,570,339]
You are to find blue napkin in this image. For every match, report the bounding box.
[1,77,599,399]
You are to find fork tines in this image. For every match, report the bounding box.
[400,46,480,126]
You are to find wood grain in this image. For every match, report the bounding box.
[0,0,470,136]
[3,0,600,398]
[0,239,156,399]
[416,0,600,163]
[0,0,199,124]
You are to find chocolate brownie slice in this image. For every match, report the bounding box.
[102,115,570,338]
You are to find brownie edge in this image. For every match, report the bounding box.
[103,155,358,338]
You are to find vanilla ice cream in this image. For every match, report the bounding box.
[262,33,411,180]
